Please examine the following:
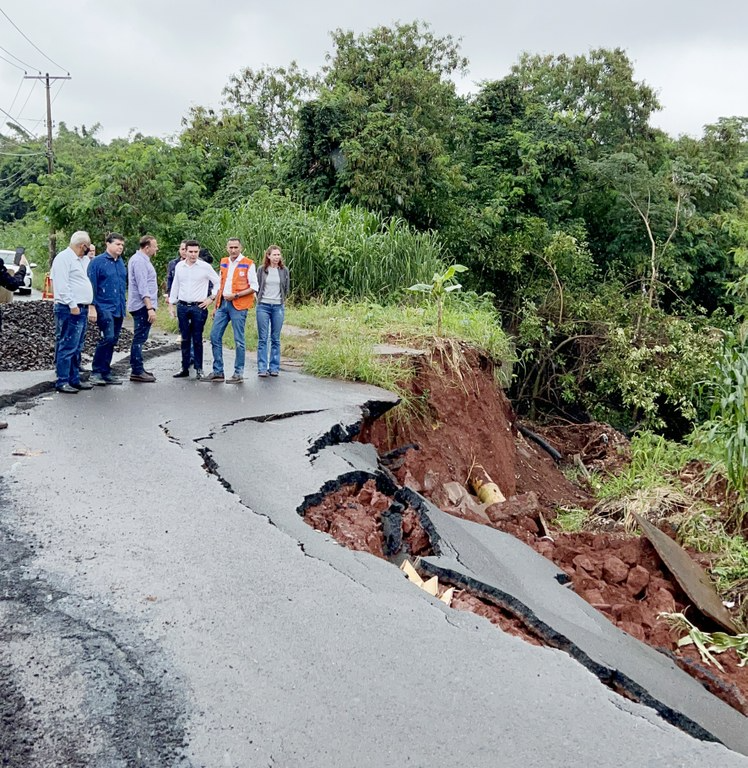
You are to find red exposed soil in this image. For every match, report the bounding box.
[349,343,748,715]
[303,479,432,560]
[361,343,591,513]
[303,479,544,646]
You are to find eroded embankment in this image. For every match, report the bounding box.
[305,342,748,719]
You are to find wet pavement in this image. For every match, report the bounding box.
[0,347,747,767]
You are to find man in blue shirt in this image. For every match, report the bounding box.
[88,233,127,386]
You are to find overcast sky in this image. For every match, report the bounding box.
[1,1,746,144]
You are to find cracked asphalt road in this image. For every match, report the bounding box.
[1,350,747,767]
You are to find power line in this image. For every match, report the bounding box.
[0,166,38,184]
[0,42,39,72]
[0,103,24,125]
[14,79,38,126]
[0,168,40,195]
[50,79,66,105]
[3,114,44,125]
[0,149,46,156]
[7,76,24,114]
[0,51,25,71]
[0,7,68,74]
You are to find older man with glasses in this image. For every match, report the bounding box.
[50,231,95,394]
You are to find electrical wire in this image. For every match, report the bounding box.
[13,79,39,124]
[0,167,40,194]
[0,42,38,71]
[0,7,68,74]
[7,75,24,115]
[0,149,46,156]
[0,103,23,124]
[0,166,36,184]
[0,51,25,71]
[0,104,39,143]
[50,79,66,105]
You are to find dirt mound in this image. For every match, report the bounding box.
[362,342,591,515]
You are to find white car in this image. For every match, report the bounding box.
[0,248,35,295]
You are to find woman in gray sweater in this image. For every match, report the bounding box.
[255,244,290,377]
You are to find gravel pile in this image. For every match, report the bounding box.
[0,301,162,372]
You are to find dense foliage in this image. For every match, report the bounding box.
[1,20,746,437]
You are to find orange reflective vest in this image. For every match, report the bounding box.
[215,256,255,310]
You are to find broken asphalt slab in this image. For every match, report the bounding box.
[168,375,748,761]
[0,348,747,767]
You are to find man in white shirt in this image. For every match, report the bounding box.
[50,231,95,394]
[168,240,221,379]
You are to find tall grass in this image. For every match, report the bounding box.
[196,189,445,302]
[595,430,698,500]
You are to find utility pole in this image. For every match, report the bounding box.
[24,72,71,265]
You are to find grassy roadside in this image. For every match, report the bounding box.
[158,294,514,397]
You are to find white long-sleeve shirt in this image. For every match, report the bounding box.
[50,247,93,308]
[169,259,221,304]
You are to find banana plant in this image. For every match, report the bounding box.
[409,264,468,336]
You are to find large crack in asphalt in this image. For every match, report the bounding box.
[193,413,379,593]
[0,481,192,768]
[163,397,748,758]
[224,406,748,755]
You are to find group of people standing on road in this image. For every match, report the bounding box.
[48,231,290,394]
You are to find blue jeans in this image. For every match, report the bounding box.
[210,301,248,376]
[130,306,152,375]
[54,304,88,388]
[177,303,208,371]
[256,302,284,373]
[92,311,123,377]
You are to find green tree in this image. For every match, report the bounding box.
[440,75,589,309]
[511,48,661,154]
[222,61,321,154]
[590,152,717,312]
[180,105,263,198]
[289,21,468,228]
[21,127,206,269]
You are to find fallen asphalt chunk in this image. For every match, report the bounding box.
[409,493,748,755]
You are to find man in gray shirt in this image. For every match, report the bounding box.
[127,235,159,382]
[50,231,95,393]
